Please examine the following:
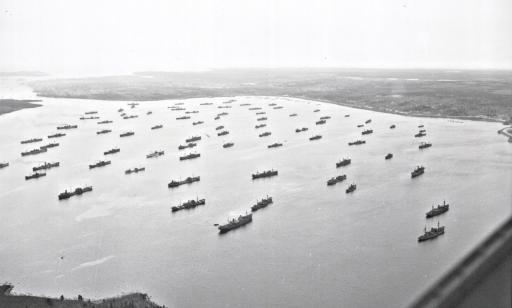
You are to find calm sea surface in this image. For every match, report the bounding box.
[0,83,511,307]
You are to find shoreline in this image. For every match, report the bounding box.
[498,127,512,142]
[0,99,42,116]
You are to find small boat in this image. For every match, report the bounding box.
[289,113,298,117]
[357,124,364,128]
[365,119,372,124]
[390,124,396,129]
[385,153,393,160]
[313,109,320,113]
[0,162,9,169]
[344,114,350,117]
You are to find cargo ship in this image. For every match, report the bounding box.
[104,148,120,155]
[419,142,432,149]
[218,213,253,234]
[193,121,204,126]
[21,148,47,156]
[176,116,191,120]
[223,142,234,148]
[57,124,78,130]
[58,186,93,200]
[385,153,393,160]
[48,133,66,138]
[185,136,201,143]
[257,117,267,121]
[168,176,200,188]
[362,129,373,135]
[40,143,59,150]
[414,132,427,138]
[146,150,164,159]
[120,131,134,137]
[252,169,278,179]
[151,125,163,130]
[255,124,267,129]
[0,162,9,169]
[25,172,46,180]
[218,131,229,136]
[336,158,351,168]
[320,116,331,120]
[251,196,273,212]
[33,162,59,171]
[178,142,197,150]
[125,167,145,174]
[289,113,298,117]
[20,138,42,144]
[309,135,322,141]
[179,152,200,160]
[426,201,449,218]
[216,126,225,130]
[411,166,425,178]
[390,124,396,129]
[316,120,326,125]
[346,183,357,193]
[365,119,372,124]
[97,120,113,124]
[97,129,112,135]
[327,175,347,186]
[348,140,366,146]
[268,143,283,148]
[171,198,206,212]
[418,222,445,242]
[89,160,111,169]
[295,127,308,133]
[259,132,271,137]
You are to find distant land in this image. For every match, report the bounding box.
[28,69,512,122]
[0,284,164,308]
[0,99,42,116]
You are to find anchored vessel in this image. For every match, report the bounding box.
[295,127,308,133]
[273,106,283,109]
[104,148,120,155]
[320,116,331,120]
[98,120,113,124]
[223,142,234,148]
[85,111,98,115]
[346,183,357,193]
[418,222,445,242]
[390,124,396,129]
[0,162,9,169]
[218,213,253,234]
[218,131,229,136]
[21,148,47,156]
[385,153,393,160]
[40,143,59,150]
[419,142,432,149]
[80,116,100,120]
[336,158,351,168]
[252,169,278,179]
[172,198,206,212]
[255,124,267,129]
[316,120,326,125]
[20,138,42,144]
[357,124,364,128]
[125,167,145,174]
[57,124,78,130]
[58,186,93,200]
[348,140,366,146]
[289,113,298,117]
[151,125,163,130]
[25,172,46,180]
[120,131,134,137]
[362,129,373,135]
[259,132,271,137]
[176,116,190,120]
[178,142,197,150]
[89,160,111,169]
[415,132,427,138]
[268,143,283,148]
[365,119,372,124]
[251,196,273,212]
[426,201,449,218]
[309,135,322,141]
[33,162,59,171]
[327,175,347,186]
[193,121,204,126]
[168,176,200,188]
[180,152,200,161]
[96,129,112,135]
[48,133,66,138]
[411,166,425,178]
[313,109,320,112]
[186,136,201,143]
[216,125,224,130]
[257,117,267,121]
[146,150,164,159]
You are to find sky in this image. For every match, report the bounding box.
[1,0,511,75]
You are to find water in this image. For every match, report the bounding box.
[0,88,511,307]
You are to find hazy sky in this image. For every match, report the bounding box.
[1,0,511,75]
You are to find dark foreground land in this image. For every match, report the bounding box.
[0,99,42,116]
[29,69,512,122]
[0,284,164,308]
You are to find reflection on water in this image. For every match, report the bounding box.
[0,94,510,307]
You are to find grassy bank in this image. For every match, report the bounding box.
[0,99,42,116]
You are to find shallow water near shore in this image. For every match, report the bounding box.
[0,92,511,307]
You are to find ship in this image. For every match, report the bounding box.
[344,114,350,117]
[255,124,267,129]
[214,116,221,120]
[252,169,278,179]
[313,109,320,112]
[426,201,449,218]
[259,132,272,137]
[89,160,111,169]
[58,186,93,200]
[185,136,201,143]
[20,138,43,144]
[414,132,427,138]
[239,103,251,106]
[218,131,229,136]
[418,222,445,242]
[57,124,78,130]
[273,106,283,109]
[251,196,273,212]
[118,108,124,112]
[309,135,322,141]
[21,148,47,156]
[179,152,200,160]
[257,117,267,121]
[33,162,59,171]
[48,133,66,138]
[193,121,204,126]
[327,175,347,186]
[97,129,112,135]
[268,103,277,106]
[320,116,331,120]
[186,110,199,114]
[97,120,113,124]
[85,111,98,115]
[125,167,145,174]
[39,143,59,150]
[362,129,373,135]
[171,198,206,212]
[289,113,298,117]
[147,111,153,115]
[104,148,120,155]
[385,153,393,160]
[146,150,164,158]
[176,116,191,120]
[365,119,372,124]
[419,129,426,133]
[223,142,234,148]
[249,107,262,110]
[346,183,357,193]
[419,142,432,149]
[295,127,308,133]
[80,116,100,120]
[120,131,134,137]
[167,176,200,188]
[178,142,197,150]
[200,102,214,105]
[25,172,46,180]
[256,111,266,115]
[123,115,138,119]
[348,140,366,146]
[151,125,163,130]
[218,213,253,234]
[357,124,364,128]
[216,126,225,130]
[268,143,283,148]
[316,120,326,125]
[411,166,425,178]
[0,162,9,169]
[418,124,424,128]
[336,158,351,168]
[390,124,396,129]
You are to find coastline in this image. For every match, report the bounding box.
[0,99,42,116]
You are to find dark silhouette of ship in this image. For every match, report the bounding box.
[249,107,262,110]
[122,115,138,120]
[85,111,98,115]
[120,131,134,137]
[178,142,197,150]
[48,133,66,138]
[346,183,357,193]
[316,120,326,125]
[186,110,199,114]
[147,111,152,115]
[320,116,331,120]
[180,152,200,160]
[348,140,365,146]
[414,132,427,138]
[223,142,234,148]
[268,143,283,148]
[57,124,78,130]
[218,213,253,233]
[273,106,283,109]
[390,124,396,129]
[419,142,432,149]
[193,121,204,126]
[327,175,347,186]
[411,166,425,178]
[418,124,424,128]
[357,124,364,128]
[257,117,267,121]
[151,125,163,130]
[104,148,120,155]
[21,148,47,156]
[186,136,201,143]
[25,172,46,180]
[309,135,322,141]
[345,114,350,117]
[336,158,351,168]
[97,129,112,135]
[176,116,191,120]
[21,138,42,144]
[0,162,9,169]
[125,167,145,174]
[251,196,273,212]
[33,162,59,171]
[172,198,206,212]
[218,131,229,136]
[214,116,220,120]
[289,113,298,117]
[168,176,200,188]
[97,120,113,124]
[58,186,92,200]
[313,109,320,112]
[259,132,271,137]
[40,143,59,150]
[426,201,449,218]
[295,127,308,133]
[419,129,426,133]
[418,222,445,242]
[252,169,278,179]
[256,112,266,115]
[146,150,164,158]
[89,160,111,169]
[385,153,393,160]
[362,129,373,135]
[255,124,267,129]
[80,116,100,120]
[365,119,372,124]
[216,126,224,130]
